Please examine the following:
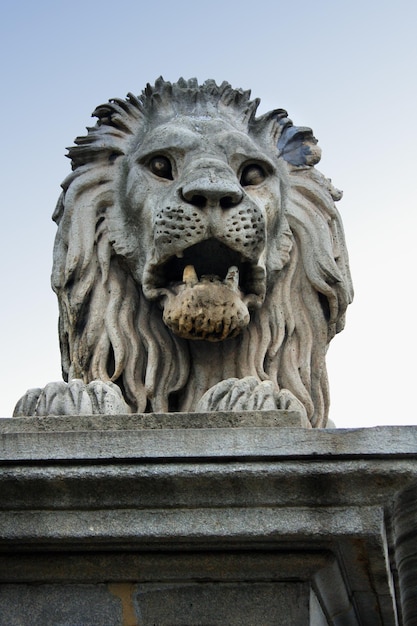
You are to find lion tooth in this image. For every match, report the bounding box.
[183,264,198,286]
[176,251,184,258]
[224,266,239,292]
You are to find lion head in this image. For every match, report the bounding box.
[51,78,352,427]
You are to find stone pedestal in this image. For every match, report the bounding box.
[1,412,417,625]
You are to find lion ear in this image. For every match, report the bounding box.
[277,120,322,167]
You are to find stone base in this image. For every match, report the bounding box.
[1,412,417,625]
[0,581,327,626]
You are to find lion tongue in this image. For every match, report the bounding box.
[182,264,239,292]
[164,264,249,341]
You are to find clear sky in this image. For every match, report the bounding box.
[1,0,416,426]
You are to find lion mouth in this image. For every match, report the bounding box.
[144,238,266,308]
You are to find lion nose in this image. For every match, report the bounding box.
[181,177,243,210]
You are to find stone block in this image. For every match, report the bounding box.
[1,416,417,624]
[133,582,313,626]
[0,584,122,626]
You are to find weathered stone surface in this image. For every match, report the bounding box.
[133,582,312,625]
[393,483,417,625]
[0,584,122,626]
[0,421,416,623]
[1,415,416,460]
[14,79,353,426]
[2,409,308,433]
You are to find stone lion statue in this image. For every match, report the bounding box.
[14,78,353,427]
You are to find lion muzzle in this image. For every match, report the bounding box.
[162,264,250,341]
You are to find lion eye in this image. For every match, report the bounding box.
[240,164,266,186]
[148,155,173,180]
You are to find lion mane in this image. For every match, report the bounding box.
[51,78,352,427]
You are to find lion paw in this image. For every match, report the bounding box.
[196,376,308,418]
[13,379,130,417]
[196,376,277,412]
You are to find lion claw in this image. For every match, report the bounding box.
[196,376,307,417]
[275,388,307,418]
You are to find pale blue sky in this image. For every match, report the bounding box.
[1,0,416,425]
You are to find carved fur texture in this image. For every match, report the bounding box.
[16,79,353,426]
